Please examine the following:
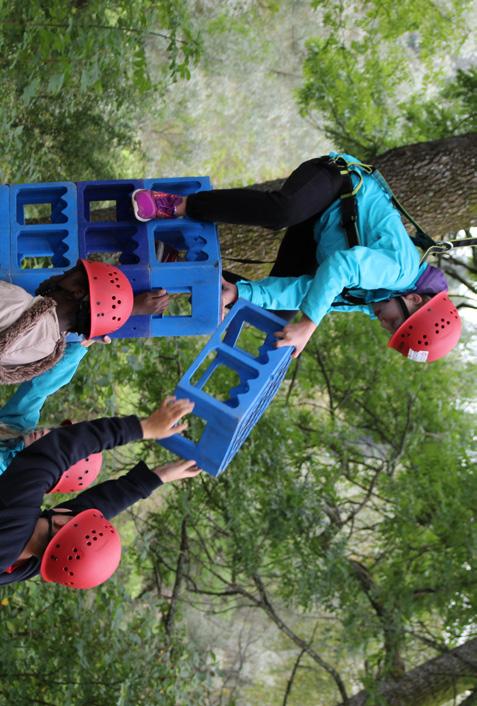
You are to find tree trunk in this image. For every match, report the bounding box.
[219,132,477,280]
[336,637,477,706]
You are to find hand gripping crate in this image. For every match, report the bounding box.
[159,300,293,476]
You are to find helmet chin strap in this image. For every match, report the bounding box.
[396,296,410,321]
[44,509,74,544]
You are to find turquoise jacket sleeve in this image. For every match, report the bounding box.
[0,343,88,474]
[237,244,411,327]
[300,245,407,325]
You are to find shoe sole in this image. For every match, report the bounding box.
[131,189,152,222]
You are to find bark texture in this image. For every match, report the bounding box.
[219,132,477,280]
[336,637,477,706]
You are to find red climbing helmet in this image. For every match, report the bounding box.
[388,291,462,363]
[40,509,121,589]
[48,453,103,494]
[80,259,134,338]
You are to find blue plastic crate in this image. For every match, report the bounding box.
[147,218,220,336]
[159,300,293,476]
[76,179,149,268]
[75,176,220,338]
[2,177,221,339]
[8,182,79,292]
[77,179,143,225]
[0,185,10,280]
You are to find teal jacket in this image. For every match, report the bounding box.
[237,152,427,326]
[0,343,88,474]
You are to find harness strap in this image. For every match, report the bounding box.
[318,154,476,308]
[320,155,369,249]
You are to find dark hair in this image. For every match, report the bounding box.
[73,299,91,337]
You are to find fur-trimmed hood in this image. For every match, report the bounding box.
[0,284,65,384]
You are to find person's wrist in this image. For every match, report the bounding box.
[301,314,317,331]
[140,419,150,439]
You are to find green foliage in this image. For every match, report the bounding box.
[0,577,212,705]
[298,0,475,157]
[116,316,477,698]
[0,0,202,182]
[400,68,477,143]
[0,311,475,704]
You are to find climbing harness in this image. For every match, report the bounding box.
[325,154,477,262]
[322,155,469,362]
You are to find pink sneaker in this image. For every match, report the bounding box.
[132,189,183,222]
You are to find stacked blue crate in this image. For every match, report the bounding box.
[76,176,220,338]
[0,177,221,338]
[76,178,151,337]
[0,186,9,282]
[7,182,79,292]
[144,177,220,337]
[159,300,293,476]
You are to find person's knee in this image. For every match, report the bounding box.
[266,194,299,229]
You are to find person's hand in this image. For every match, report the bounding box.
[274,315,317,359]
[81,335,111,348]
[132,289,169,316]
[153,458,201,483]
[221,278,238,320]
[141,396,195,440]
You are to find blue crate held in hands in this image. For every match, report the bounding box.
[159,300,293,476]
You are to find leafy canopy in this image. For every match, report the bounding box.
[298,0,475,157]
[0,0,202,182]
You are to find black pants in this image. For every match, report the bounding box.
[186,158,346,279]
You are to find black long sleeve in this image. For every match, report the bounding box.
[56,460,162,520]
[0,415,144,579]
